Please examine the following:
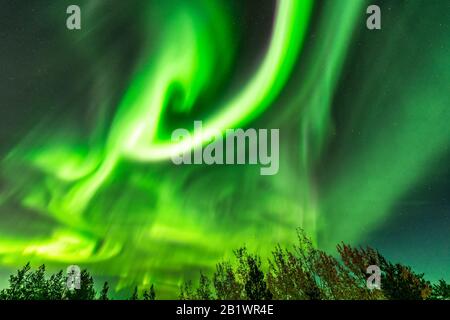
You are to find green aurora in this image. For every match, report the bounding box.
[0,0,449,297]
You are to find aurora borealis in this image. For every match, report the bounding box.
[0,0,449,298]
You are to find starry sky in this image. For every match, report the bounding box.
[0,0,449,298]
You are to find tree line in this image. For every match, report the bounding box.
[0,229,448,300]
[180,230,449,300]
[0,263,155,300]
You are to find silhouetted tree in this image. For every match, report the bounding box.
[235,248,272,300]
[143,284,156,300]
[337,242,432,300]
[196,272,213,300]
[66,269,96,300]
[431,279,450,300]
[99,282,110,300]
[268,244,321,299]
[377,255,431,300]
[335,243,385,299]
[213,261,242,300]
[179,280,194,300]
[129,286,139,300]
[26,264,47,300]
[1,262,32,300]
[47,270,65,300]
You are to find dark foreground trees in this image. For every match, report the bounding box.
[0,229,448,300]
[178,229,447,300]
[0,264,156,300]
[0,263,103,300]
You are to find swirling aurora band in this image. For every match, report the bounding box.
[0,0,449,297]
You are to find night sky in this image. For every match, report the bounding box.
[0,0,449,298]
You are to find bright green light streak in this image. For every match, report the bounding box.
[129,0,313,160]
[59,0,313,217]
